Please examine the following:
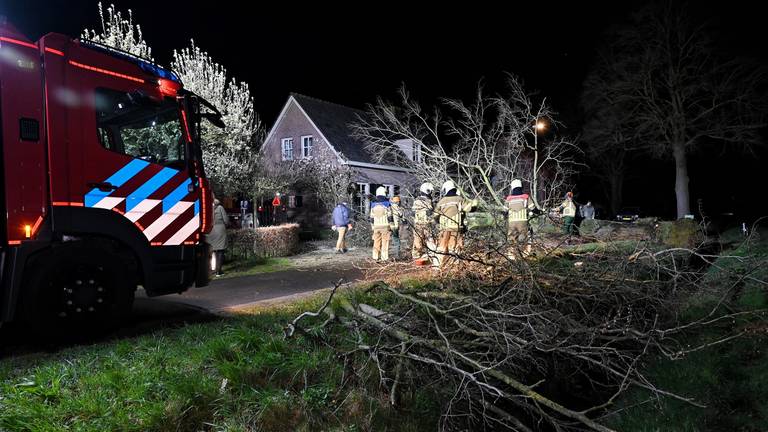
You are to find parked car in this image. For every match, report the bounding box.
[615,207,641,222]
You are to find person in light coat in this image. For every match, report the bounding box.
[206,197,229,277]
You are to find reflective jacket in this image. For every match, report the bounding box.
[390,203,404,230]
[369,197,393,229]
[559,199,577,217]
[412,195,433,225]
[506,193,532,223]
[435,195,474,231]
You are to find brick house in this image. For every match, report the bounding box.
[261,93,418,229]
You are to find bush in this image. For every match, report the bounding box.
[578,219,600,236]
[658,219,703,248]
[228,224,301,259]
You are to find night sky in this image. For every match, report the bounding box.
[2,0,767,220]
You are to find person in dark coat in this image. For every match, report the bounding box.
[331,202,353,253]
[206,197,229,277]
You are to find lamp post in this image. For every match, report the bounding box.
[531,119,548,209]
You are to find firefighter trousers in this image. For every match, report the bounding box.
[411,224,432,259]
[437,229,462,267]
[372,228,391,261]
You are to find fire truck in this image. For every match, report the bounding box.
[0,18,216,328]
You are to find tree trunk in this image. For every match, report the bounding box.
[609,172,624,217]
[672,142,690,219]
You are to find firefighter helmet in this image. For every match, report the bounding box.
[419,182,435,195]
[441,180,456,195]
[375,186,387,197]
[510,179,522,190]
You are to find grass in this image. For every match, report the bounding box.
[606,234,768,431]
[219,256,294,279]
[0,295,440,432]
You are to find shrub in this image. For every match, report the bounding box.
[228,224,300,259]
[578,219,600,236]
[252,224,300,258]
[658,219,703,248]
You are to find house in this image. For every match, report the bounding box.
[261,93,418,228]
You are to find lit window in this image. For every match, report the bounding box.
[281,138,294,160]
[301,135,313,158]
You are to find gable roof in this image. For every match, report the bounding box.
[290,93,375,164]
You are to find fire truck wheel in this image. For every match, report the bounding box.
[21,245,135,334]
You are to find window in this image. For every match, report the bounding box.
[95,88,184,167]
[412,142,422,163]
[281,138,294,160]
[288,195,303,208]
[301,135,313,158]
[354,183,369,216]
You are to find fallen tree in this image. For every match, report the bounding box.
[287,234,767,431]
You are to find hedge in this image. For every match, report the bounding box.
[227,224,300,259]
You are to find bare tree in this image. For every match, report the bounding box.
[352,75,580,211]
[586,2,766,219]
[252,142,355,216]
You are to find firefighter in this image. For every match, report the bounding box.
[390,196,407,259]
[505,179,534,257]
[434,180,475,268]
[411,182,435,260]
[558,191,577,235]
[369,186,394,262]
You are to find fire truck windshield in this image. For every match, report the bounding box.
[95,88,186,168]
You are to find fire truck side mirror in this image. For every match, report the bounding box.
[201,112,225,129]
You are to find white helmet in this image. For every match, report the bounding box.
[419,182,435,195]
[375,186,387,197]
[510,179,522,190]
[441,180,456,195]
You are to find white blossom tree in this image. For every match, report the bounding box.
[171,41,261,198]
[81,3,153,60]
[83,4,262,199]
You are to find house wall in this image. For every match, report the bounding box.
[261,97,416,232]
[262,99,338,167]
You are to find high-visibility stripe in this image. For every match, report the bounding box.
[92,196,124,210]
[124,199,161,222]
[162,179,191,213]
[164,215,200,245]
[85,159,150,207]
[142,201,193,241]
[125,168,177,212]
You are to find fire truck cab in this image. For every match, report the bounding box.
[0,18,214,328]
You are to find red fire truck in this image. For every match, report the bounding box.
[0,18,216,328]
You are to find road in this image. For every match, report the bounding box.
[141,265,363,311]
[0,262,363,357]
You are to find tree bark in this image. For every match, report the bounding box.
[673,142,690,219]
[609,171,624,216]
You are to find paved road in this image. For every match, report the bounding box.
[0,264,362,357]
[142,266,362,311]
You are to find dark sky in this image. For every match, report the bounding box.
[4,0,764,124]
[3,0,767,219]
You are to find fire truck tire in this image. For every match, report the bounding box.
[20,244,135,333]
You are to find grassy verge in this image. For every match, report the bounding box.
[0,294,439,432]
[606,237,768,431]
[220,256,294,279]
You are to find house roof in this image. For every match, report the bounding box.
[290,93,375,164]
